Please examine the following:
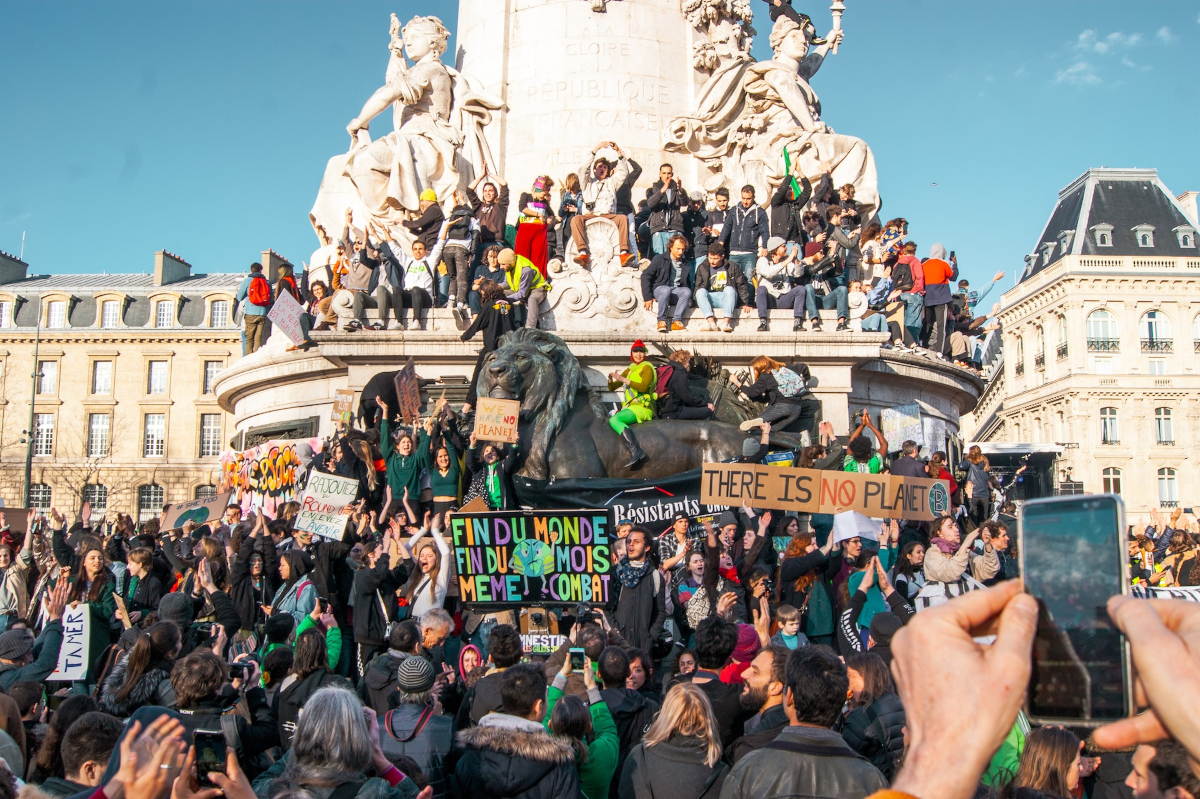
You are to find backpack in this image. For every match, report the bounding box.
[248,274,271,307]
[655,365,675,401]
[773,366,805,398]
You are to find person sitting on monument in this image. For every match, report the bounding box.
[516,175,556,278]
[657,350,714,421]
[402,188,446,253]
[331,210,383,332]
[572,141,636,268]
[770,173,816,253]
[719,185,770,285]
[803,207,853,332]
[755,236,808,332]
[377,221,448,330]
[466,244,504,315]
[558,173,585,254]
[498,247,551,330]
[467,170,510,266]
[800,208,827,248]
[460,278,514,414]
[606,339,656,469]
[641,233,693,333]
[732,356,816,434]
[646,163,688,256]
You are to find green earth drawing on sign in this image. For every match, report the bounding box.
[176,507,213,526]
[509,539,555,577]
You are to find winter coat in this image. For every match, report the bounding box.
[352,554,409,647]
[100,662,176,716]
[719,725,888,799]
[0,619,62,690]
[609,563,667,653]
[114,570,164,619]
[465,446,519,512]
[600,687,658,799]
[274,669,354,748]
[645,180,687,234]
[769,177,812,242]
[37,777,86,799]
[0,542,31,617]
[657,366,708,420]
[727,703,788,765]
[453,714,583,799]
[251,751,420,799]
[230,531,279,632]
[365,650,412,717]
[640,252,692,299]
[177,688,279,778]
[842,692,906,778]
[923,537,999,584]
[268,577,317,627]
[692,258,752,306]
[379,703,455,799]
[544,683,619,799]
[719,204,768,254]
[618,734,726,799]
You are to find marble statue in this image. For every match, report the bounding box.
[665,8,880,216]
[309,14,503,246]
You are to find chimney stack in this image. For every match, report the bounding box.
[154,250,191,286]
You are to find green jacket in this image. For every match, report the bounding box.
[381,419,431,501]
[296,613,342,671]
[543,679,620,799]
[982,710,1030,787]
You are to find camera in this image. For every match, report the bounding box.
[575,602,598,627]
[228,661,253,677]
[761,577,775,596]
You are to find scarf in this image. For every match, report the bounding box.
[616,557,654,589]
[931,536,959,555]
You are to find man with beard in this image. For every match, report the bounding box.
[611,526,667,653]
[728,645,790,763]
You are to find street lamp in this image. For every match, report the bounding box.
[23,317,41,508]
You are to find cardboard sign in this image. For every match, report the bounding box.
[394,358,422,425]
[162,491,233,531]
[701,463,951,522]
[881,402,923,452]
[331,389,355,424]
[0,508,32,537]
[474,397,521,444]
[451,509,613,607]
[295,471,359,540]
[267,289,306,345]
[49,604,91,681]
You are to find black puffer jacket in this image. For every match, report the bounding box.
[99,662,175,716]
[842,692,906,778]
[274,670,354,748]
[453,719,582,799]
[601,687,659,799]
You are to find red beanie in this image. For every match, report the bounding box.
[804,241,824,258]
[631,339,647,354]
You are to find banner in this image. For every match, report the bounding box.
[474,397,521,444]
[331,389,355,424]
[451,509,613,607]
[267,290,306,345]
[1131,585,1200,602]
[394,358,422,424]
[295,472,359,540]
[522,633,567,655]
[49,605,91,681]
[219,438,322,518]
[162,491,233,531]
[701,462,951,522]
[880,403,922,452]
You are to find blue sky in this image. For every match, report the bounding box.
[1,1,1196,290]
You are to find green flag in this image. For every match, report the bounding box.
[783,147,802,198]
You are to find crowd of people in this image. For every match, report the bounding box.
[232,139,1004,372]
[0,365,1193,799]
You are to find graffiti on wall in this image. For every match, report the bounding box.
[219,438,322,518]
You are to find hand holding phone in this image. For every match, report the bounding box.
[193,730,227,789]
[569,647,585,672]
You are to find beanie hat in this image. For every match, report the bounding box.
[497,248,516,266]
[419,189,437,203]
[804,241,824,258]
[0,629,34,661]
[869,612,904,646]
[731,623,761,664]
[742,438,760,458]
[716,511,739,529]
[630,339,647,354]
[158,592,194,629]
[766,236,787,252]
[265,613,296,644]
[397,656,436,694]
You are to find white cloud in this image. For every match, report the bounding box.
[1157,25,1176,43]
[1120,55,1151,72]
[1056,61,1102,85]
[1075,29,1144,54]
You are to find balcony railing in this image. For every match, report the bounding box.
[1195,339,1200,353]
[1141,339,1174,353]
[1034,353,1045,369]
[1161,500,1180,509]
[1101,436,1120,446]
[1056,342,1068,360]
[1157,439,1175,446]
[1087,338,1120,352]
[1014,362,1025,376]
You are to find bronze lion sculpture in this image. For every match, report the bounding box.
[476,328,748,480]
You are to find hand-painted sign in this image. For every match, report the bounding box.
[295,472,359,540]
[474,397,522,444]
[49,605,91,681]
[162,491,233,531]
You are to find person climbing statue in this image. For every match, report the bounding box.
[607,339,656,469]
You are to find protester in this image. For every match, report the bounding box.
[606,340,655,469]
[236,262,272,355]
[99,621,179,716]
[610,526,667,653]
[841,652,906,781]
[1003,725,1083,799]
[727,645,790,763]
[38,712,122,798]
[641,234,693,332]
[515,176,556,277]
[692,243,753,332]
[618,683,727,799]
[545,654,619,799]
[732,356,816,435]
[27,695,97,784]
[497,247,551,330]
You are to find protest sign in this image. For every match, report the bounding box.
[0,508,32,537]
[474,397,522,444]
[701,462,951,522]
[451,509,613,607]
[393,358,422,424]
[763,450,796,468]
[162,491,233,531]
[522,633,567,655]
[49,605,91,681]
[220,438,322,518]
[267,289,306,345]
[331,390,355,424]
[295,472,359,540]
[881,403,923,452]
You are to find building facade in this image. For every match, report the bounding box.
[972,168,1200,515]
[0,250,243,520]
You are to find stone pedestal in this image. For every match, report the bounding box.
[456,0,698,194]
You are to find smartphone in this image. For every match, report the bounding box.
[569,647,585,671]
[47,694,67,711]
[193,730,227,788]
[1019,494,1132,725]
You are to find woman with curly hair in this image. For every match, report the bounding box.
[779,530,837,647]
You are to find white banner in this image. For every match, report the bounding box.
[881,403,923,452]
[267,290,306,345]
[49,604,91,681]
[294,471,359,540]
[1131,585,1200,602]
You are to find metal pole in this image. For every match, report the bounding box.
[23,321,40,508]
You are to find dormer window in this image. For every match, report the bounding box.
[1090,223,1113,247]
[1132,224,1155,248]
[1174,226,1196,248]
[1058,230,1075,254]
[1040,241,1056,263]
